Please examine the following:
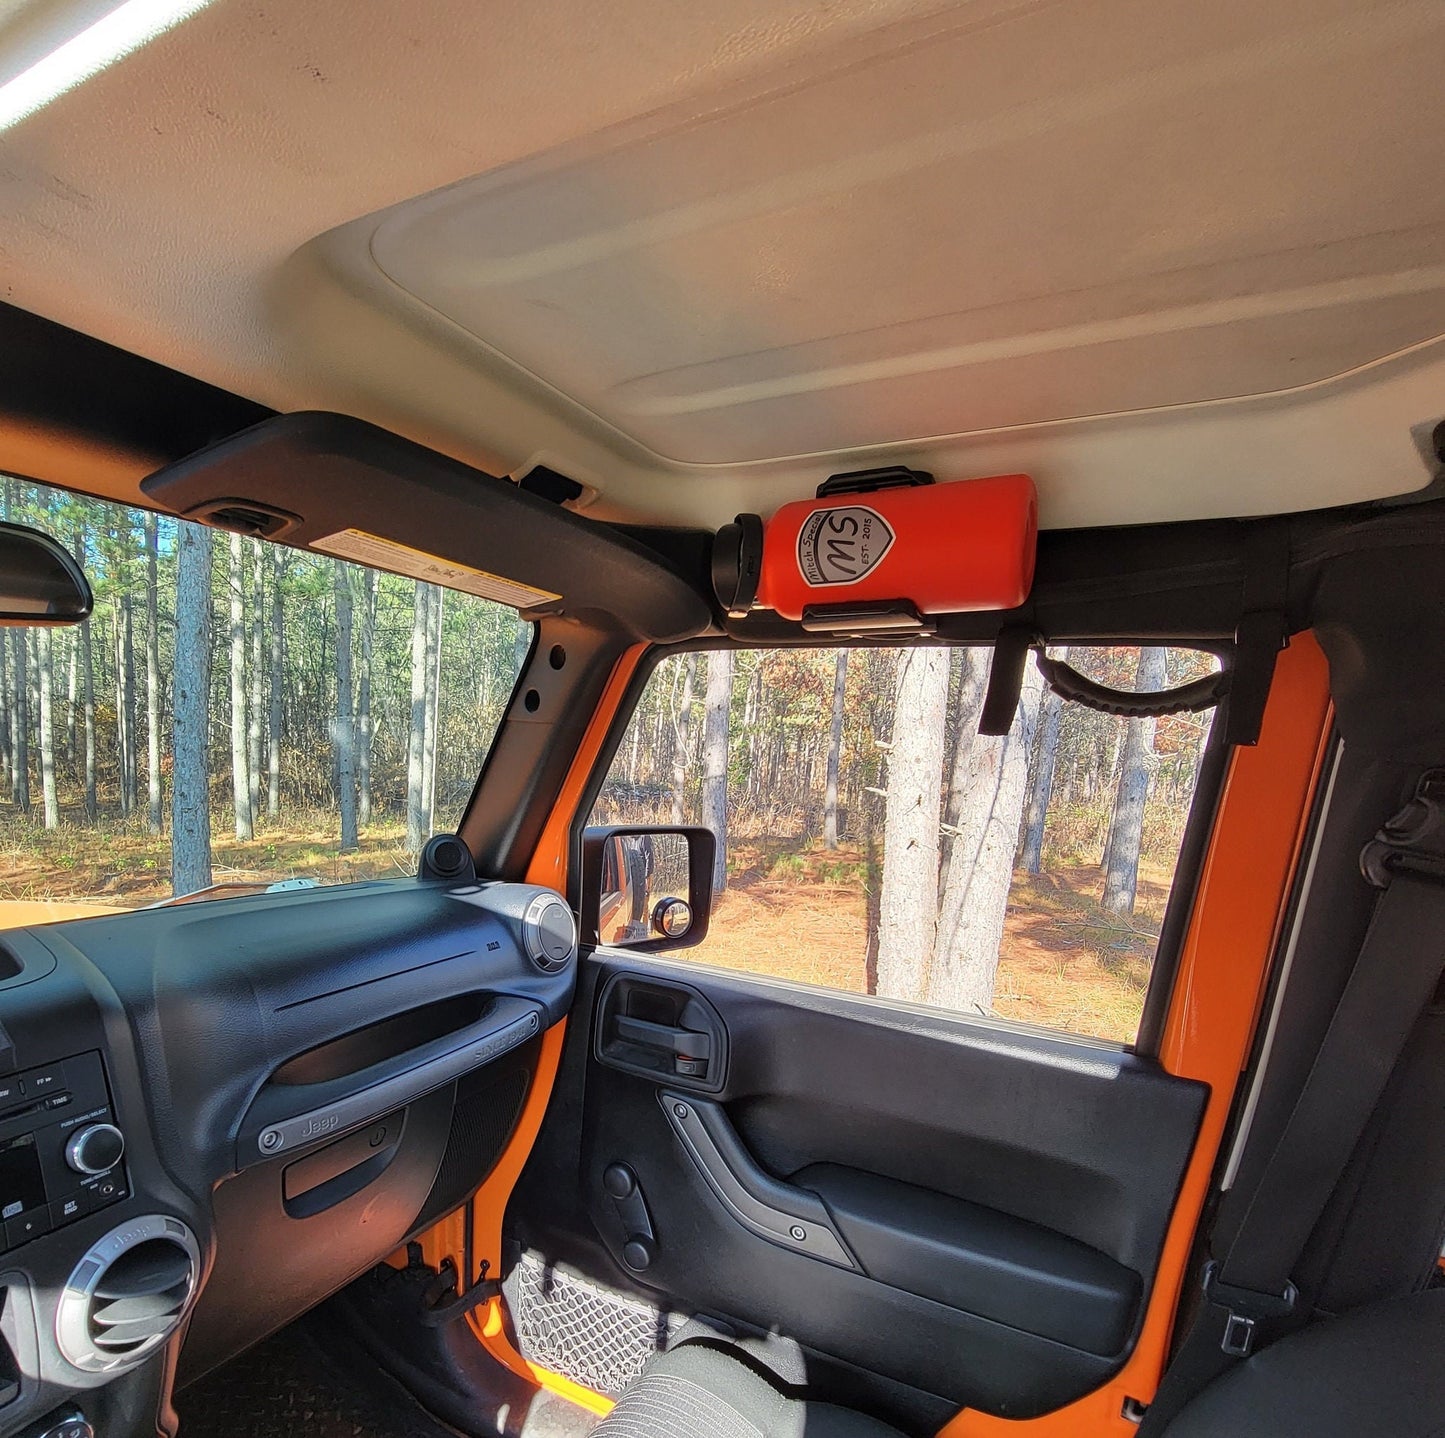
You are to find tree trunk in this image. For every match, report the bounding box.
[267,546,284,819]
[943,647,991,864]
[171,522,214,896]
[333,561,358,852]
[228,533,253,840]
[122,596,139,816]
[65,629,77,770]
[421,585,443,831]
[405,582,429,856]
[823,649,848,850]
[1101,647,1168,915]
[248,539,264,824]
[875,647,950,1001]
[512,622,531,684]
[13,618,30,813]
[357,567,375,828]
[930,662,1044,1014]
[36,627,57,829]
[114,598,128,815]
[81,613,96,821]
[627,705,641,786]
[145,512,163,833]
[670,654,697,825]
[701,650,733,893]
[1019,647,1068,874]
[0,633,12,794]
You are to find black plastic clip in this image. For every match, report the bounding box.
[1203,1261,1297,1358]
[815,465,933,499]
[419,1257,503,1327]
[1360,770,1445,890]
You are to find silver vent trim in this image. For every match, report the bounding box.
[56,1214,201,1374]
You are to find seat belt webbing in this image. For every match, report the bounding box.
[1139,770,1445,1433]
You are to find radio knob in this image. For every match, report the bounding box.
[65,1123,125,1176]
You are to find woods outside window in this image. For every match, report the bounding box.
[594,645,1219,1044]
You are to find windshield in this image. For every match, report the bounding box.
[0,476,530,920]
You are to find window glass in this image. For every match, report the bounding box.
[592,644,1218,1043]
[0,477,529,918]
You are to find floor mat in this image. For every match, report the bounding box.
[176,1321,464,1438]
[175,1276,597,1438]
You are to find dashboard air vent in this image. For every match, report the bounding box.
[57,1216,200,1374]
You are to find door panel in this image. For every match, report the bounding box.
[517,951,1206,1418]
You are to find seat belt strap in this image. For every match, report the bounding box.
[1139,770,1445,1433]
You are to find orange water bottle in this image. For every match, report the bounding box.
[712,468,1037,631]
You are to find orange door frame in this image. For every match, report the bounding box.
[408,633,1333,1436]
[406,643,647,1418]
[944,632,1334,1435]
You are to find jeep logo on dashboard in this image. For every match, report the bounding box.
[796,506,895,587]
[302,1114,340,1140]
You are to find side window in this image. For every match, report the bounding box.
[592,645,1218,1044]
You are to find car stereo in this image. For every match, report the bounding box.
[0,1052,128,1253]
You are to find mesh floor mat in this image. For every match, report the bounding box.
[508,1250,684,1397]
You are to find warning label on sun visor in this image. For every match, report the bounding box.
[312,530,561,610]
[796,506,896,587]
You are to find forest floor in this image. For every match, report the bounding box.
[0,805,408,917]
[689,838,1169,1043]
[0,811,1168,1043]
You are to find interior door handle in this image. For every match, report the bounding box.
[594,973,729,1090]
[659,1091,857,1269]
[615,1015,712,1061]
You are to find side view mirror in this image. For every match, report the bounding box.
[580,826,716,953]
[0,523,92,624]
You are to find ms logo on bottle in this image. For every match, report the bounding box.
[797,506,895,586]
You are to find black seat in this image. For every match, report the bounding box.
[1166,1288,1445,1437]
[594,1290,1445,1438]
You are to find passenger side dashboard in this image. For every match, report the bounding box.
[0,877,577,1437]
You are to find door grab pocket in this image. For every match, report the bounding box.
[659,1091,856,1269]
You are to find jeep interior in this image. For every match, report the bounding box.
[0,3,1444,1438]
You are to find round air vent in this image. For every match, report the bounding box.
[56,1215,200,1374]
[523,892,577,972]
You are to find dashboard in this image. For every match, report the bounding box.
[0,877,578,1438]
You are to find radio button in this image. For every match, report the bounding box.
[51,1193,85,1224]
[5,1206,52,1246]
[25,1065,65,1097]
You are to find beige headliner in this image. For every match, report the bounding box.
[1,0,1442,528]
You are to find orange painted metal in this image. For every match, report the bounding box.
[940,632,1334,1437]
[399,644,647,1416]
[524,644,648,894]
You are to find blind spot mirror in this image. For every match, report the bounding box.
[0,523,92,625]
[581,825,716,953]
[651,896,692,940]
